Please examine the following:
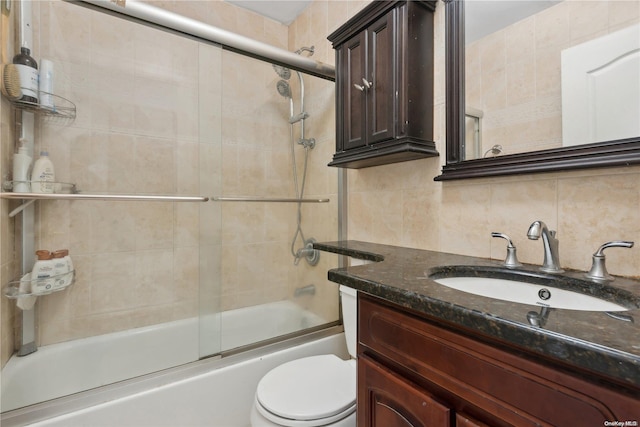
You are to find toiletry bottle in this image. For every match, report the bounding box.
[52,249,73,290]
[12,46,38,103]
[31,150,55,193]
[12,138,32,193]
[39,59,54,110]
[31,250,55,294]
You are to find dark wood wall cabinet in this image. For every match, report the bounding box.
[358,294,639,427]
[328,1,438,169]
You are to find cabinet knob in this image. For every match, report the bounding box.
[353,83,365,91]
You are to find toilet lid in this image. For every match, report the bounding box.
[256,355,356,422]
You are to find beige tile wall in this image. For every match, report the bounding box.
[218,39,339,320]
[466,0,640,157]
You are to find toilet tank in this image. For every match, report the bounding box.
[339,285,358,358]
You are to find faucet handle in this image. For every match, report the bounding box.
[586,241,634,281]
[491,232,522,268]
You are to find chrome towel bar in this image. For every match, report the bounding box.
[211,196,329,203]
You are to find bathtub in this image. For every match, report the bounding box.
[3,330,347,427]
[1,300,328,414]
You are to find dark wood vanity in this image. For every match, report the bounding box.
[314,241,640,427]
[328,0,438,169]
[358,294,638,426]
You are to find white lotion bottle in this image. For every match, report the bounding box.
[39,59,54,110]
[13,138,32,193]
[52,249,73,290]
[31,150,55,193]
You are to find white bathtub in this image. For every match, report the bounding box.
[1,300,328,414]
[4,331,347,427]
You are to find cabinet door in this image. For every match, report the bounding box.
[366,10,396,145]
[340,31,367,151]
[358,356,451,427]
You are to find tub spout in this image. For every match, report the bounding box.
[294,284,316,297]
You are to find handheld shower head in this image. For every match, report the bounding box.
[276,79,291,98]
[272,64,291,80]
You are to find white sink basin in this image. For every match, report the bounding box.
[433,276,627,312]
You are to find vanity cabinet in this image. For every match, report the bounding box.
[358,294,639,426]
[328,1,438,169]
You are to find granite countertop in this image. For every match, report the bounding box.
[314,240,640,391]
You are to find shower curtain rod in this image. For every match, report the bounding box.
[73,0,335,81]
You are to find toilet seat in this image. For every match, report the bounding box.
[255,355,356,427]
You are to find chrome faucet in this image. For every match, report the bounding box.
[527,221,564,273]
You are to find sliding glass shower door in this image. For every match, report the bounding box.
[1,0,340,412]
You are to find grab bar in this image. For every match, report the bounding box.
[211,196,329,203]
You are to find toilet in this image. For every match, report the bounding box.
[250,286,358,427]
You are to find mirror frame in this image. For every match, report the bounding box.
[436,0,640,181]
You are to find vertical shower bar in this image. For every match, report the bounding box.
[17,200,36,356]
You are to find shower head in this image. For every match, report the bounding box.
[276,79,291,98]
[272,64,291,80]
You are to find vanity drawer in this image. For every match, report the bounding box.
[358,294,639,426]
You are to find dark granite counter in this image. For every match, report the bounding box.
[314,240,640,392]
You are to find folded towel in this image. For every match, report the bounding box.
[17,272,37,311]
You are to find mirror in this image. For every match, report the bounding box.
[437,0,640,181]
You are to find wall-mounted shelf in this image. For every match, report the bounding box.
[3,180,77,194]
[4,270,76,298]
[9,92,76,122]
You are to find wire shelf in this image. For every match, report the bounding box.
[4,270,76,298]
[9,91,76,122]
